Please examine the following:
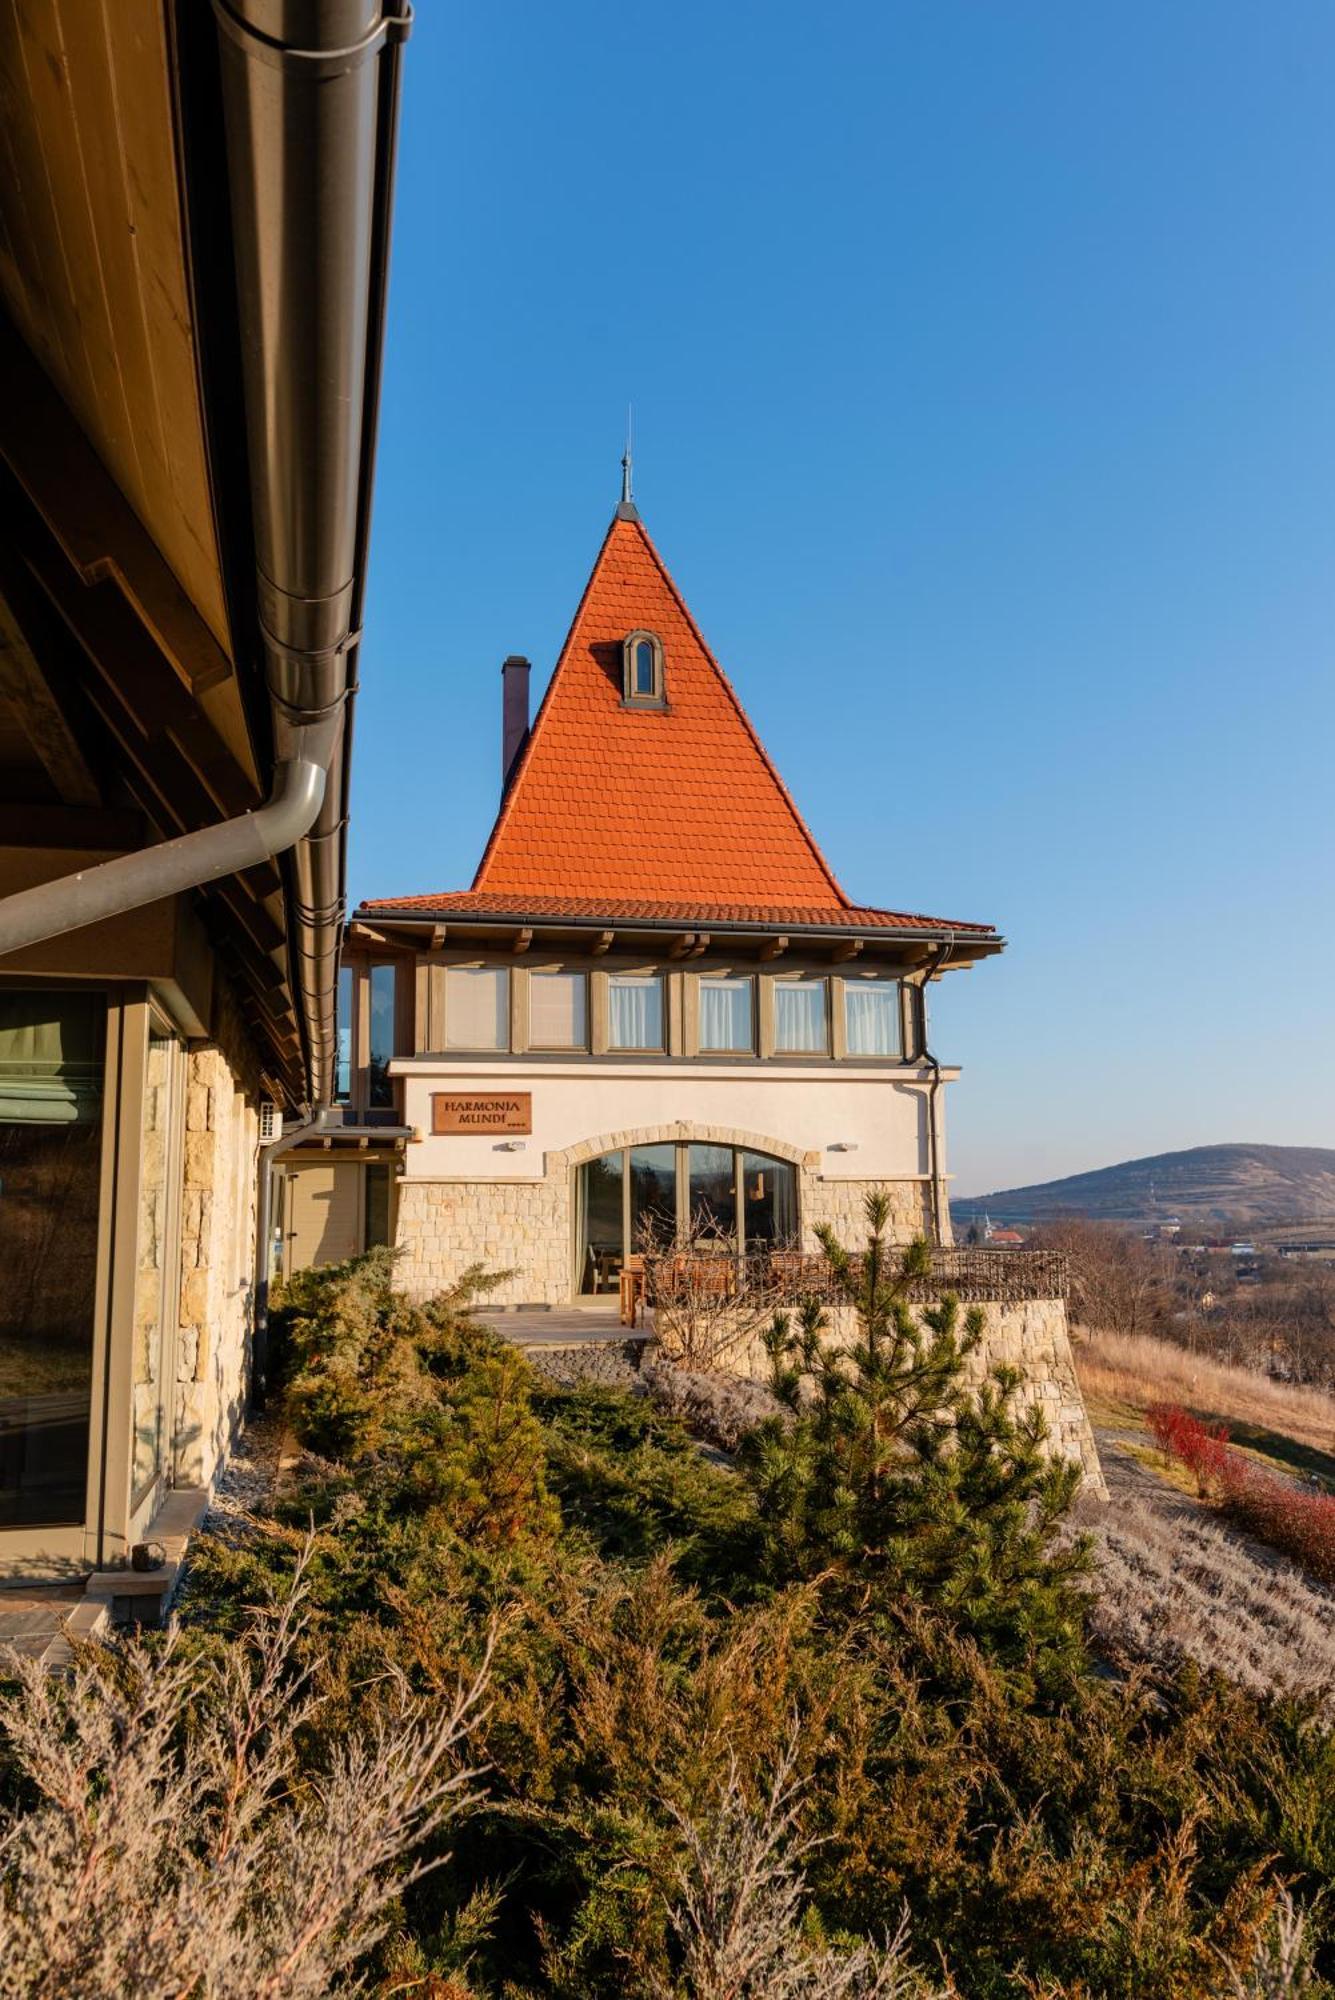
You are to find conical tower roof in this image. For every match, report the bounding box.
[362,507,997,944]
[471,511,846,906]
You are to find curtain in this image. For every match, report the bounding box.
[445,969,509,1050]
[774,981,825,1053]
[530,972,586,1049]
[0,995,103,1124]
[844,982,900,1058]
[699,979,752,1051]
[608,977,662,1049]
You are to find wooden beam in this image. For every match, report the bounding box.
[667,932,696,958]
[688,932,711,958]
[0,321,232,696]
[429,923,447,950]
[512,927,533,954]
[831,939,864,963]
[0,593,101,804]
[590,930,615,956]
[759,934,789,960]
[346,922,393,948]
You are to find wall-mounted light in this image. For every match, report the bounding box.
[828,1141,859,1153]
[495,1139,527,1152]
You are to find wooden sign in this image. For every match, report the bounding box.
[431,1091,532,1136]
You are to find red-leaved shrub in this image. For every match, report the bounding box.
[1147,1403,1230,1494]
[1150,1401,1335,1587]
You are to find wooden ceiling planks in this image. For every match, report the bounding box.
[0,0,229,652]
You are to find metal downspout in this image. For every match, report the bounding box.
[0,745,334,957]
[921,936,955,1246]
[0,2,409,1115]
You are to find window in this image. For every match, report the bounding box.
[622,629,665,706]
[368,964,397,1106]
[698,976,754,1053]
[445,967,510,1051]
[576,1142,797,1292]
[740,1149,799,1245]
[529,970,587,1050]
[843,978,901,1058]
[607,974,663,1050]
[335,963,353,1101]
[687,1143,736,1237]
[0,991,106,1528]
[773,978,828,1055]
[364,1162,392,1248]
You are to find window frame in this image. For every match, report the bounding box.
[606,972,666,1052]
[840,974,903,1061]
[770,975,830,1058]
[443,965,512,1053]
[621,628,666,708]
[367,961,399,1107]
[697,973,757,1055]
[0,980,118,1555]
[527,968,589,1052]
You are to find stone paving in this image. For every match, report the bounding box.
[0,1583,86,1660]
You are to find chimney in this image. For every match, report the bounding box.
[501,655,531,795]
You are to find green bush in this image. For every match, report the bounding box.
[169,1245,1335,2000]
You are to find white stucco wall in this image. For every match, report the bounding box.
[390,1057,956,1187]
[386,1056,953,1305]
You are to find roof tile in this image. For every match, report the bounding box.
[361,511,997,941]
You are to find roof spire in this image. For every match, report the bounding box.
[615,404,639,520]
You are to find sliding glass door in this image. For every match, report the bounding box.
[0,992,106,1529]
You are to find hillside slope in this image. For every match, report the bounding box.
[953,1143,1335,1229]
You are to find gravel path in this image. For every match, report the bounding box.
[200,1413,289,1544]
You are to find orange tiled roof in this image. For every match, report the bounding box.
[359,889,996,934]
[471,512,848,906]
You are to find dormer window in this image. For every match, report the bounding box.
[623,629,665,707]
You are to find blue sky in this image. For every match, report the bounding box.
[352,1,1335,1196]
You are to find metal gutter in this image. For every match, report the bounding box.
[0,0,411,1112]
[356,912,1002,950]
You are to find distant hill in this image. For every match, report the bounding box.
[952,1144,1335,1232]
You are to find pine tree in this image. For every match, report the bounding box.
[741,1191,1092,1667]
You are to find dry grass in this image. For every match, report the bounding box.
[1073,1328,1335,1457]
[1074,1477,1335,1698]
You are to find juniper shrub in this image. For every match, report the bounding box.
[167,1247,1335,2000]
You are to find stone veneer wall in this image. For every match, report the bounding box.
[174,974,261,1489]
[393,1125,932,1308]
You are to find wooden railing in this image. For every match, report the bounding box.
[643,1245,1069,1309]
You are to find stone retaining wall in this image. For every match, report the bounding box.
[729,1295,1105,1497]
